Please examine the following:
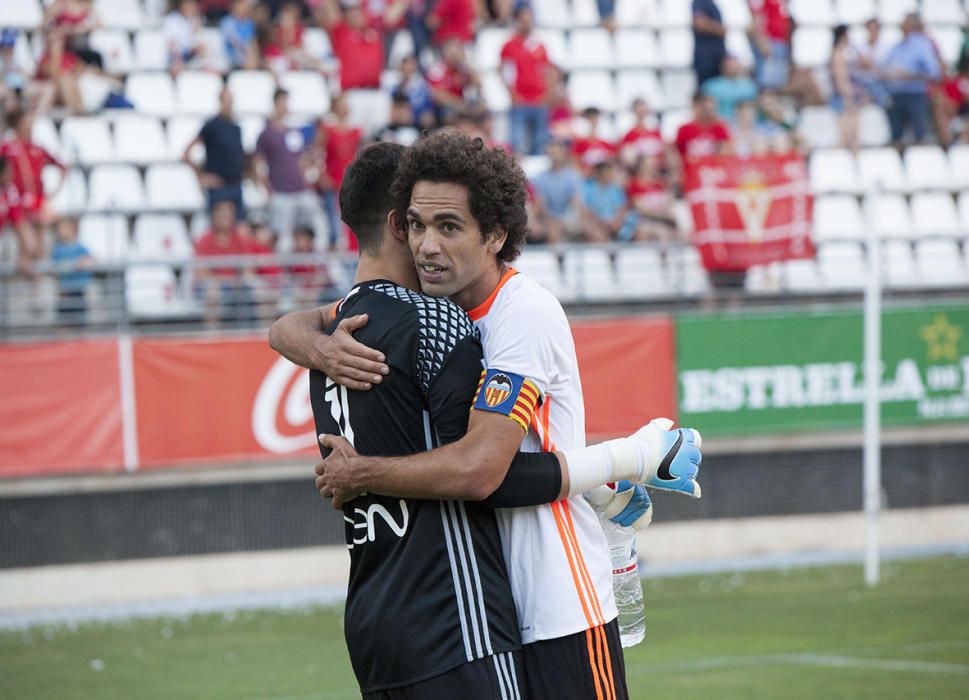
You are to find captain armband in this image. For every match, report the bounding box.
[471,368,542,434]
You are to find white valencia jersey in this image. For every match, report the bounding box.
[469,269,617,644]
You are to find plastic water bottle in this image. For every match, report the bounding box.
[602,518,646,647]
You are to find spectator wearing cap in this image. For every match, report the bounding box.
[253,89,321,253]
[501,5,553,155]
[880,13,942,145]
[530,140,586,244]
[313,94,362,249]
[319,0,408,92]
[702,54,759,121]
[748,0,790,90]
[221,0,259,70]
[184,87,246,218]
[692,0,727,86]
[426,39,482,124]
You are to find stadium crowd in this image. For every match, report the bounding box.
[0,0,968,325]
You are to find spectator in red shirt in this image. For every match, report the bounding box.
[194,199,255,327]
[0,156,26,269]
[571,107,616,171]
[0,110,65,267]
[748,0,791,89]
[262,1,321,75]
[319,0,407,91]
[427,0,475,46]
[619,98,666,166]
[675,91,732,166]
[313,94,363,249]
[626,155,677,242]
[501,6,553,155]
[426,39,481,123]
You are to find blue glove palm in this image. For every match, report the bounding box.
[606,480,653,530]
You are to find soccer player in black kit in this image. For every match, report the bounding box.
[309,143,566,699]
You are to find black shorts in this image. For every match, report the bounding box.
[363,651,524,700]
[521,620,628,700]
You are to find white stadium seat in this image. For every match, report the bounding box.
[789,0,836,25]
[88,29,134,75]
[506,250,570,301]
[346,90,392,134]
[883,240,918,288]
[134,29,168,71]
[879,0,918,24]
[858,105,892,147]
[475,28,511,71]
[915,239,967,286]
[785,259,820,292]
[519,156,550,180]
[242,180,269,210]
[810,149,860,194]
[950,145,969,192]
[865,194,914,239]
[568,71,619,112]
[814,195,865,241]
[617,71,664,111]
[239,115,266,152]
[659,0,692,27]
[616,0,660,27]
[835,0,876,24]
[818,241,866,291]
[227,70,275,116]
[959,192,969,235]
[114,114,168,165]
[0,0,42,28]
[79,214,130,262]
[126,71,176,116]
[672,246,711,295]
[126,265,183,317]
[95,0,145,30]
[931,26,965,67]
[922,0,965,24]
[572,0,601,26]
[658,28,693,68]
[481,71,511,111]
[279,71,330,117]
[145,163,205,211]
[175,71,223,116]
[132,214,194,260]
[726,29,755,67]
[793,27,832,67]
[660,108,692,141]
[911,193,962,238]
[615,29,659,69]
[617,247,669,298]
[46,167,87,216]
[568,249,619,302]
[167,115,204,161]
[568,29,616,70]
[719,0,753,28]
[60,116,115,165]
[535,29,568,68]
[303,28,333,62]
[199,28,229,73]
[857,147,907,193]
[798,107,840,149]
[88,165,146,213]
[661,69,697,110]
[532,0,572,29]
[31,116,63,162]
[904,145,952,191]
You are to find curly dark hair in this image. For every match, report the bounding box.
[391,131,529,263]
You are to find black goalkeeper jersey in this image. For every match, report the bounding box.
[309,280,521,693]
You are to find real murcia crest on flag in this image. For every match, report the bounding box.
[484,374,513,407]
[735,171,771,244]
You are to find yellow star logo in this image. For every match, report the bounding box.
[920,313,962,362]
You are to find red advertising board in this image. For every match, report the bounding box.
[685,153,815,271]
[0,318,678,476]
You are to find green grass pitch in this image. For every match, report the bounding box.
[2,556,967,699]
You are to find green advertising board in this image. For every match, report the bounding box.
[676,304,969,435]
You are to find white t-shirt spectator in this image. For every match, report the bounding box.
[164,10,198,61]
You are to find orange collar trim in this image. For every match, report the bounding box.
[468,267,518,321]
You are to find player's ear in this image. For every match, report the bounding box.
[387,210,407,243]
[487,226,508,256]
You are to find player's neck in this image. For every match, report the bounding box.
[354,249,420,292]
[451,261,506,313]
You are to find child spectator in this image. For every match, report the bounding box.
[572,107,616,171]
[50,216,94,325]
[702,55,759,121]
[221,0,259,70]
[0,111,66,269]
[288,226,330,304]
[619,98,665,166]
[626,155,676,242]
[581,160,634,242]
[313,94,363,249]
[163,0,208,75]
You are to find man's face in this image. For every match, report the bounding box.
[346,6,365,29]
[220,88,233,114]
[697,96,716,121]
[406,181,505,308]
[442,39,463,66]
[212,202,235,231]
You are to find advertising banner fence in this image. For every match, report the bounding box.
[677,305,969,435]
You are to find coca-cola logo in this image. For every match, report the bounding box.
[251,358,317,453]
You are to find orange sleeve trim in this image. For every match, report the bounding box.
[467,267,518,321]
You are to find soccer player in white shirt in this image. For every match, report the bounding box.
[272,132,702,699]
